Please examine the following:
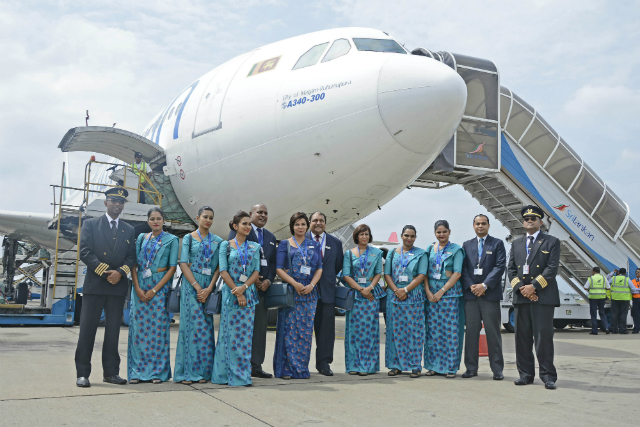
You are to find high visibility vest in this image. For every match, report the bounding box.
[131,161,147,183]
[632,279,640,299]
[610,276,632,301]
[588,274,607,299]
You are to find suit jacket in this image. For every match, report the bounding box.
[461,235,506,301]
[507,232,561,306]
[228,227,277,288]
[306,231,344,304]
[79,215,136,297]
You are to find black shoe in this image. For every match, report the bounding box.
[514,377,534,386]
[244,384,253,387]
[461,370,477,378]
[545,381,557,390]
[621,331,629,335]
[76,377,90,388]
[606,330,611,334]
[318,367,334,376]
[589,332,598,335]
[251,369,273,379]
[493,372,504,381]
[632,331,639,334]
[103,375,127,385]
[612,331,619,334]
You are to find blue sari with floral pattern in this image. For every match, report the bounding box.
[127,232,178,382]
[273,238,322,379]
[174,232,223,382]
[212,240,260,387]
[342,246,384,373]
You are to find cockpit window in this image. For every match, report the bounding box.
[293,42,330,70]
[352,38,407,54]
[321,39,351,63]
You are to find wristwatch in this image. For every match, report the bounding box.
[482,284,487,290]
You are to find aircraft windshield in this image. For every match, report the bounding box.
[352,38,407,54]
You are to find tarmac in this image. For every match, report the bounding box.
[1,315,639,427]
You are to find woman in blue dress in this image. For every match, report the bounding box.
[342,224,384,376]
[383,225,429,378]
[424,219,465,378]
[274,212,323,379]
[212,211,261,387]
[128,207,178,384]
[174,206,223,384]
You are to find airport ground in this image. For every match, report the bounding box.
[1,315,639,426]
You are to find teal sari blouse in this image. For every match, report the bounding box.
[219,240,261,308]
[343,246,385,301]
[135,232,179,273]
[180,232,224,275]
[426,242,464,298]
[384,247,428,305]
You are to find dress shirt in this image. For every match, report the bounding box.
[105,213,120,229]
[311,232,327,256]
[525,230,540,253]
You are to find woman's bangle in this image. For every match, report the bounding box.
[151,288,157,294]
[191,281,197,286]
[403,287,409,293]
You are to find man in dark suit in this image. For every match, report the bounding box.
[75,188,136,387]
[508,205,561,390]
[461,214,506,380]
[307,212,343,376]
[228,204,277,378]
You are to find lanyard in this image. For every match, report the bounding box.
[143,232,163,268]
[435,242,450,267]
[400,247,413,272]
[198,230,212,260]
[234,238,249,273]
[292,237,308,265]
[357,246,370,277]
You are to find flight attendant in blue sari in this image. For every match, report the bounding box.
[274,212,323,379]
[383,225,429,378]
[213,211,261,387]
[424,220,465,378]
[342,224,384,375]
[174,206,222,384]
[128,207,178,384]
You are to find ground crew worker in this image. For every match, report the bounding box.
[609,268,639,334]
[632,268,640,334]
[583,266,610,335]
[131,152,149,203]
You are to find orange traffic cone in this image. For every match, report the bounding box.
[479,322,489,357]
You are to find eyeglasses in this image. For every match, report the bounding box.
[523,216,537,222]
[107,198,127,205]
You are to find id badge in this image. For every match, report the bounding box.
[399,275,408,282]
[474,268,483,275]
[202,268,212,275]
[300,266,311,275]
[143,269,152,278]
[523,265,529,274]
[239,274,248,283]
[433,273,441,280]
[261,259,268,267]
[358,277,366,284]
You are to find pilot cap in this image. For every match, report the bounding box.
[105,187,129,202]
[521,205,544,220]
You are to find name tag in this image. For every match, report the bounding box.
[309,246,314,248]
[300,266,311,275]
[358,278,366,284]
[486,251,492,254]
[399,275,408,282]
[239,274,248,283]
[143,269,152,278]
[270,242,275,245]
[474,268,483,275]
[326,246,331,250]
[202,268,212,275]
[261,259,268,266]
[523,265,529,274]
[433,273,441,280]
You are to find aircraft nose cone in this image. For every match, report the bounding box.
[378,55,467,154]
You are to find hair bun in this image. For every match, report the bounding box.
[228,220,235,230]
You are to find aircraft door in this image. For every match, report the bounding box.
[192,52,254,138]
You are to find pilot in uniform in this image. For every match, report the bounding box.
[507,205,560,390]
[75,188,136,387]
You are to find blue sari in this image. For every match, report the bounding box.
[343,246,384,373]
[174,232,223,382]
[424,243,465,374]
[127,232,178,382]
[273,238,322,379]
[383,247,428,371]
[212,240,260,387]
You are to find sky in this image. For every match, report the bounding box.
[1,0,639,261]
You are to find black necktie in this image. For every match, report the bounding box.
[527,236,534,258]
[111,220,117,239]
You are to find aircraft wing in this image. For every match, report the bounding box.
[0,210,72,250]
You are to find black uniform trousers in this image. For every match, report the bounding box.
[251,294,269,371]
[514,303,557,383]
[314,301,335,369]
[588,299,608,333]
[632,300,640,332]
[75,294,125,378]
[610,300,630,333]
[464,298,504,374]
